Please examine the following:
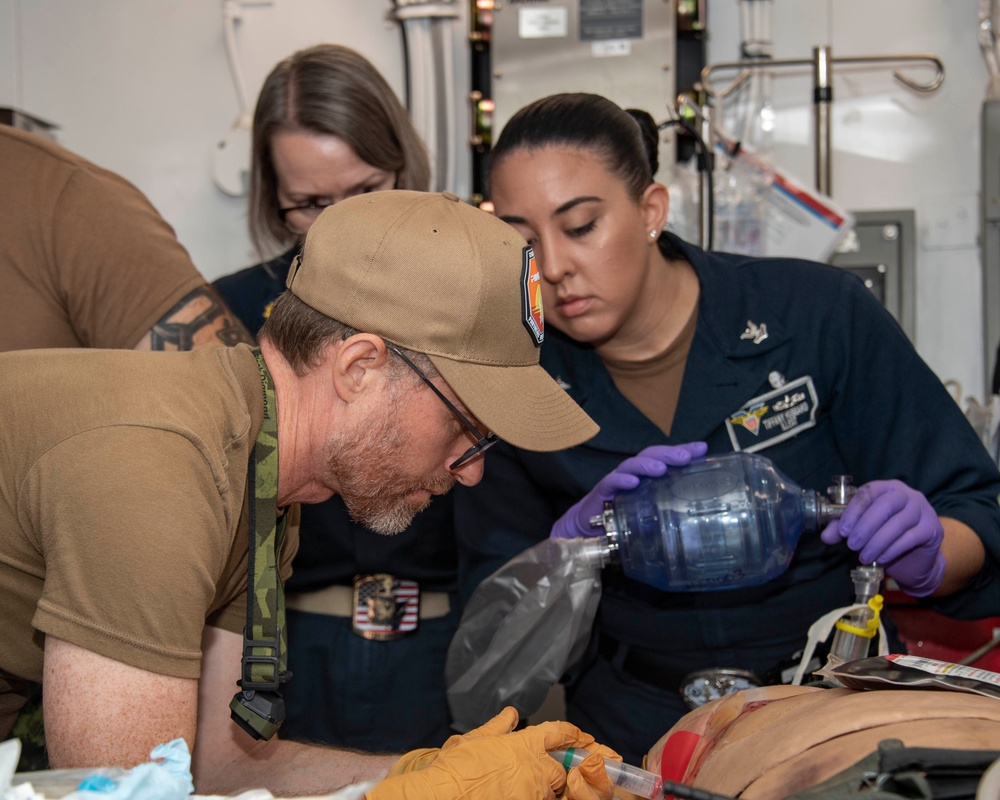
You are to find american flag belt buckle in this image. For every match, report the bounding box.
[352,573,419,641]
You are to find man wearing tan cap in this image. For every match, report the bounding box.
[0,192,614,799]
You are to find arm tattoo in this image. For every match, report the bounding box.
[148,286,252,350]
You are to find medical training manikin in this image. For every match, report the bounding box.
[645,676,1000,799]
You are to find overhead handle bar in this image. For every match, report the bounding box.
[697,47,944,195]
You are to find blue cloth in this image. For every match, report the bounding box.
[66,738,193,799]
[214,250,460,749]
[455,233,1000,764]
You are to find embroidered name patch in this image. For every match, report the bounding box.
[726,375,818,453]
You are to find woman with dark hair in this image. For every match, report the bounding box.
[213,45,460,753]
[456,92,1000,765]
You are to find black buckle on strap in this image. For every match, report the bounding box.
[238,632,289,692]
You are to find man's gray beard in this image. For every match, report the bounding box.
[326,394,454,535]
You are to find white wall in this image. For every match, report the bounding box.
[0,0,406,280]
[0,2,17,106]
[1,0,991,400]
[707,0,989,400]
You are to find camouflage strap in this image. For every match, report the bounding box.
[241,348,289,689]
[9,682,47,771]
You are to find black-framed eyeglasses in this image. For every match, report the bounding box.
[278,200,333,230]
[384,342,499,470]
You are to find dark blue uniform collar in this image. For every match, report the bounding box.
[669,233,791,361]
[541,233,793,451]
[669,234,795,443]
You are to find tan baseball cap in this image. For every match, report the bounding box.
[286,190,598,451]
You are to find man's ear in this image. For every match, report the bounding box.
[330,333,390,402]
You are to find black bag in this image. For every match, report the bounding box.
[788,739,1000,800]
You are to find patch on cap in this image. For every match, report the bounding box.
[520,246,544,346]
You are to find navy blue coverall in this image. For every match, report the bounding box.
[455,233,1000,765]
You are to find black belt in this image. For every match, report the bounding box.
[598,634,801,691]
[598,634,703,692]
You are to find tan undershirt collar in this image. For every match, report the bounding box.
[601,301,699,436]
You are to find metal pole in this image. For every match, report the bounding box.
[813,45,832,195]
[700,102,714,249]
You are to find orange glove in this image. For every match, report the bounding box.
[564,750,614,800]
[367,710,616,800]
[559,748,642,800]
[386,747,440,777]
[386,706,522,777]
[448,707,621,765]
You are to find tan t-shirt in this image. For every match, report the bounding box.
[603,303,699,436]
[0,126,206,352]
[0,344,298,735]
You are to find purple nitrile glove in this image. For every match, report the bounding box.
[550,442,709,540]
[820,479,946,597]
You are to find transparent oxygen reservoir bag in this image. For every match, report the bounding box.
[446,452,853,731]
[594,451,853,591]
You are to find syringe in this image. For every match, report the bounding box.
[549,748,661,798]
[548,748,740,800]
